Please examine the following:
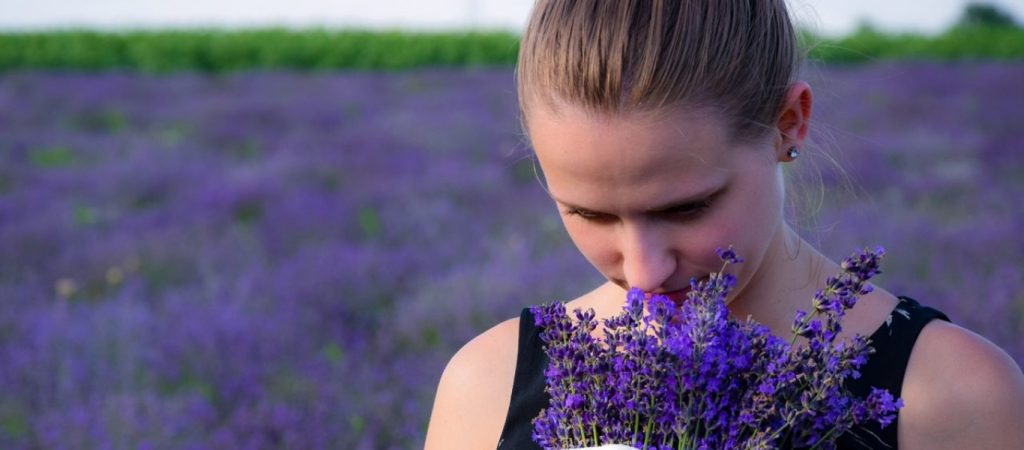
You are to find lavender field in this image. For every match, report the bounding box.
[0,62,1021,449]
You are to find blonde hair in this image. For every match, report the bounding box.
[515,0,804,146]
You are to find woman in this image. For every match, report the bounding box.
[425,1,1024,448]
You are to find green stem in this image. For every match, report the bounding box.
[642,416,654,450]
[806,425,841,450]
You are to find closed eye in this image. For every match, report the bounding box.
[564,208,614,222]
[559,187,723,224]
[660,200,710,218]
[564,200,711,222]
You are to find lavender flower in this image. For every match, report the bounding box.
[2,63,1018,448]
[532,246,901,449]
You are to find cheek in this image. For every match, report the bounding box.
[680,220,744,269]
[715,174,785,275]
[561,219,616,269]
[683,187,781,270]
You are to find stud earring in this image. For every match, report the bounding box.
[787,147,800,160]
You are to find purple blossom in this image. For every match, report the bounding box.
[532,247,900,449]
[0,62,1020,448]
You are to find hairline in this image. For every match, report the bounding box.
[519,92,776,151]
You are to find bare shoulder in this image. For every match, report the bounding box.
[899,320,1024,449]
[424,314,522,450]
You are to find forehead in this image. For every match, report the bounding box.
[527,104,740,209]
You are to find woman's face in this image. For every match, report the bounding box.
[527,104,789,304]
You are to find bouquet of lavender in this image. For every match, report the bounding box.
[530,246,902,450]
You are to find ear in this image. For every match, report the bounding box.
[774,81,813,162]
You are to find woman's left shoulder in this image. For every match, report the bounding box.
[899,320,1024,449]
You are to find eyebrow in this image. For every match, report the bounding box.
[553,184,726,214]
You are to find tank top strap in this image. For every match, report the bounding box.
[850,295,951,398]
[839,295,951,449]
[496,307,550,449]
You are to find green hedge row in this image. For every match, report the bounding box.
[803,25,1024,63]
[0,26,1021,73]
[0,28,521,72]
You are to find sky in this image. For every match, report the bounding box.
[0,0,1021,36]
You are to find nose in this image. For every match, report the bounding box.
[619,223,676,293]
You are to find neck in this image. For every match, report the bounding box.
[726,224,836,339]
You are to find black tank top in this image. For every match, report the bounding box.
[496,296,950,450]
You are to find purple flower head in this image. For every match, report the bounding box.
[534,246,900,449]
[715,245,744,264]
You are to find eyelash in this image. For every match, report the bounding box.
[665,201,711,217]
[565,201,711,222]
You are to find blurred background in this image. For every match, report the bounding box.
[0,1,1022,449]
[2,0,1024,36]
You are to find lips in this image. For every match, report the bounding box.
[646,285,693,305]
[657,289,686,305]
[645,276,710,305]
